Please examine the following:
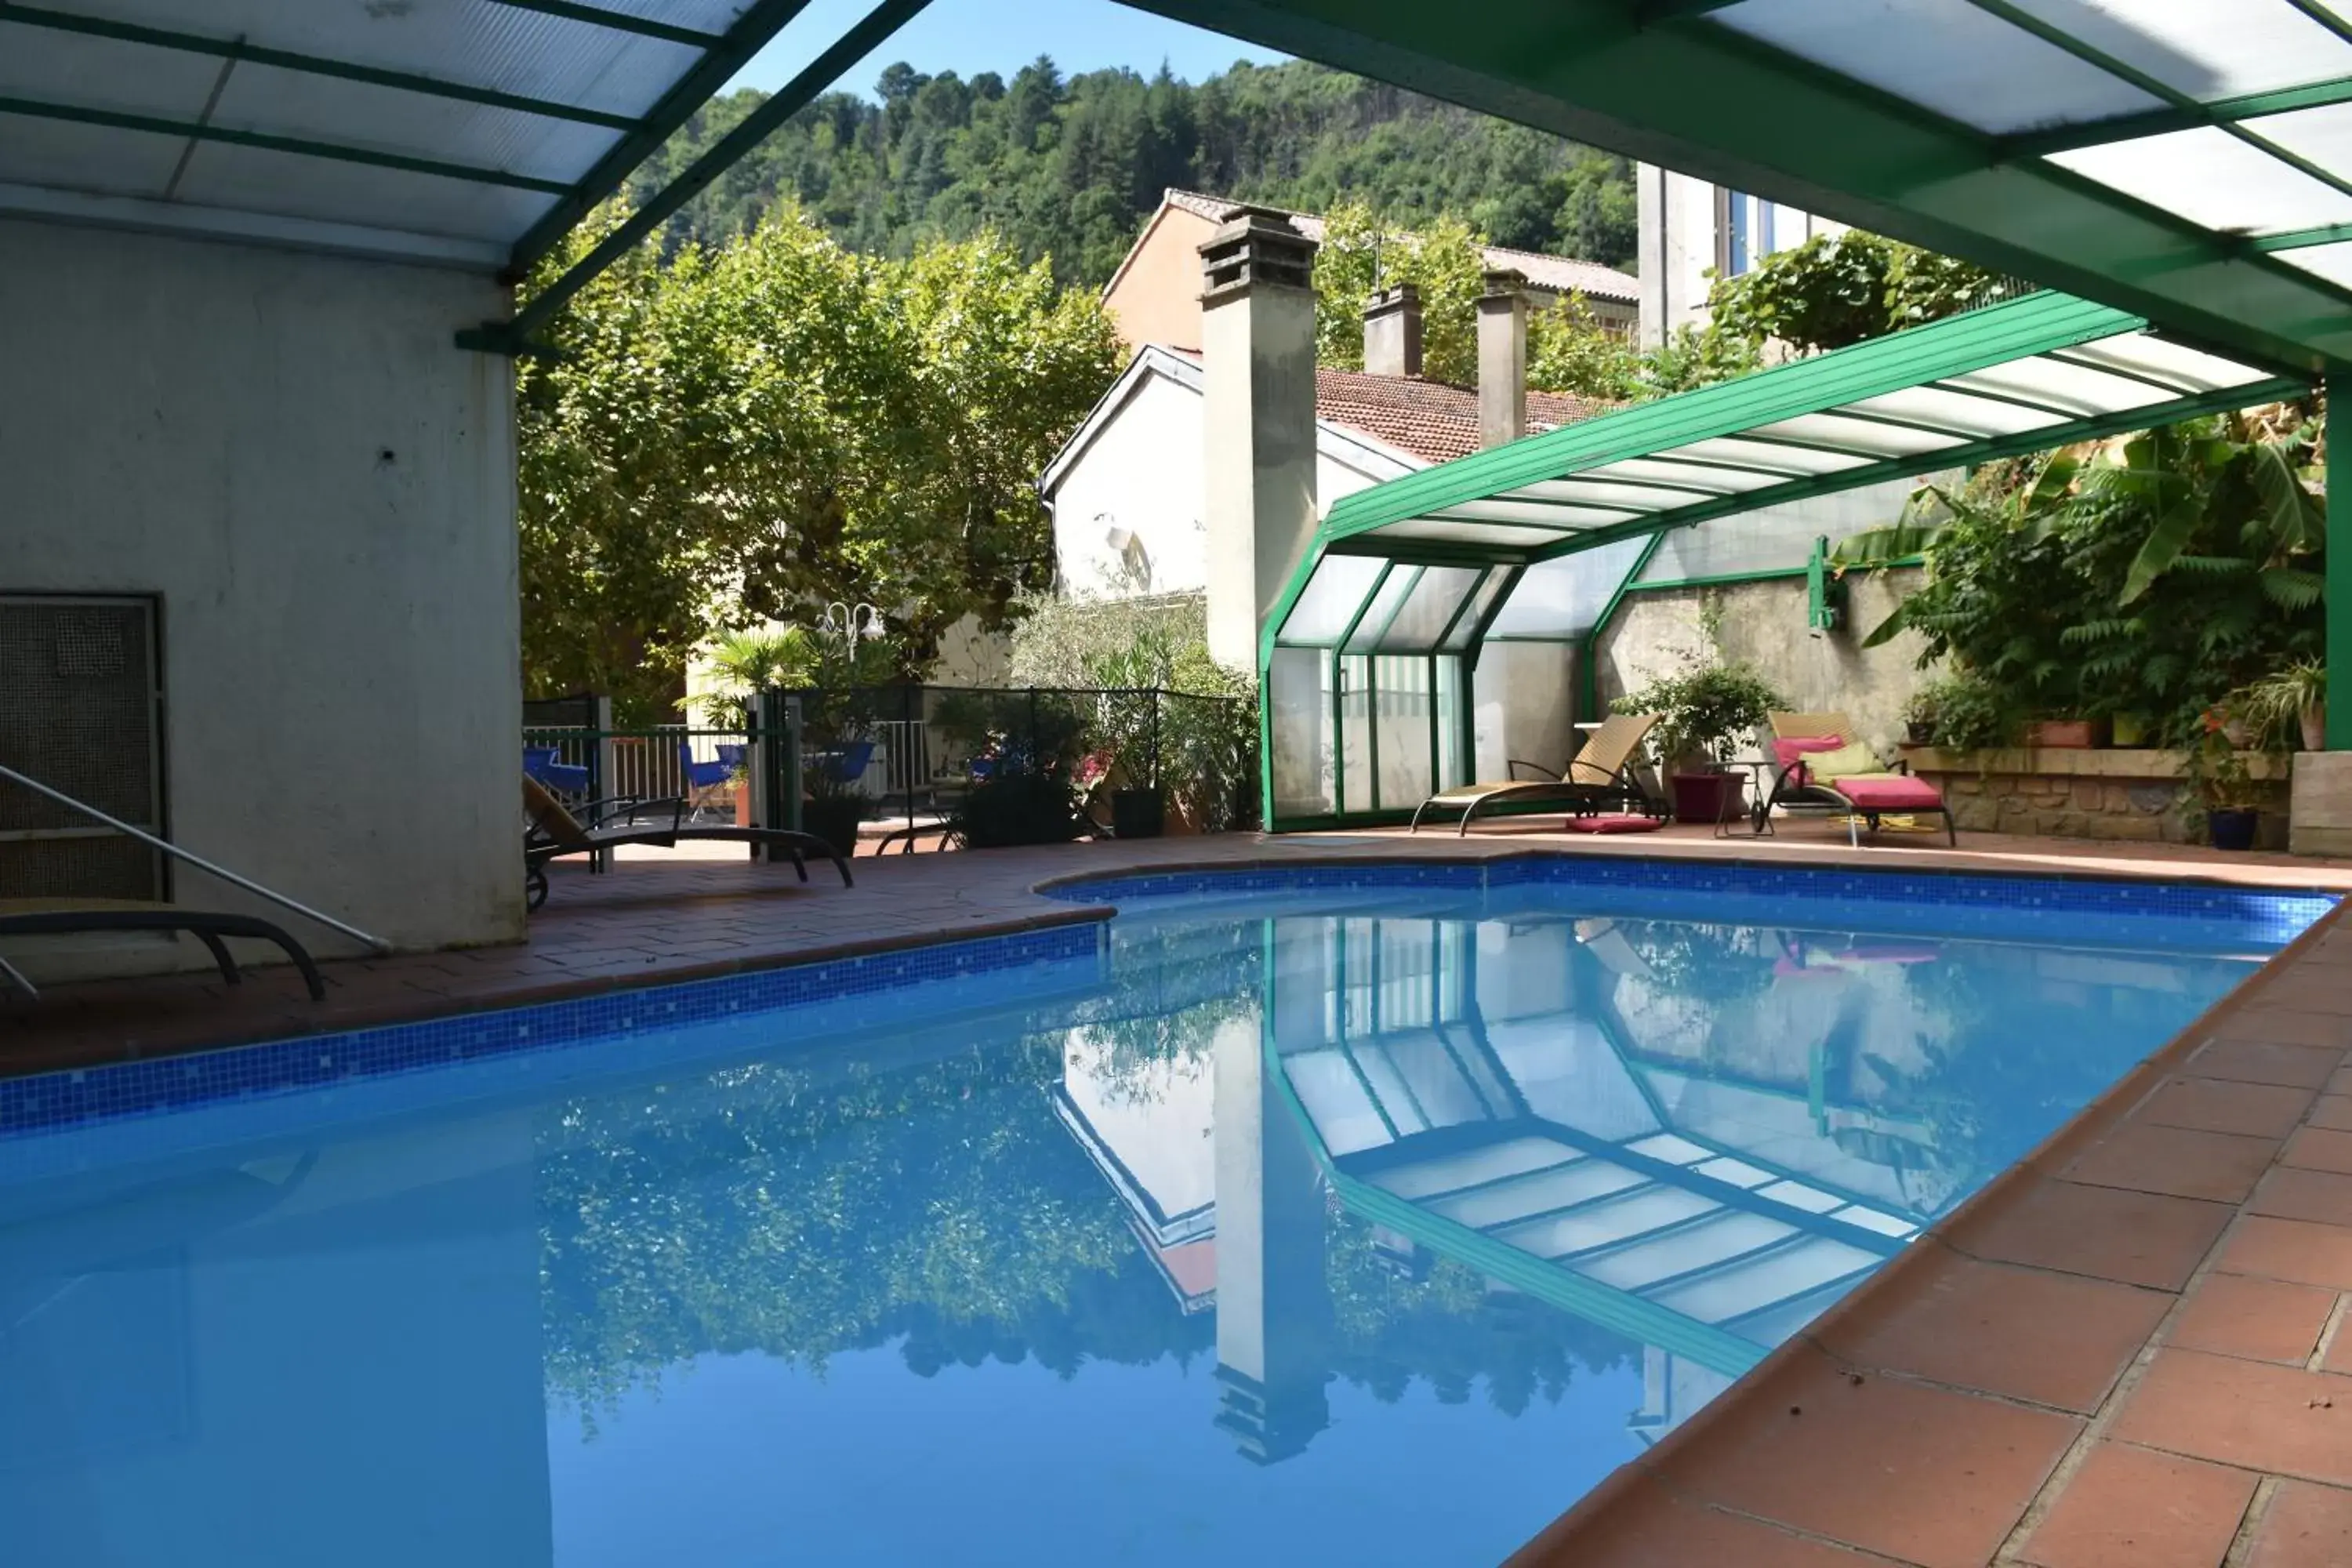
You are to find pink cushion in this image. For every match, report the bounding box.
[1833,775,1944,811]
[1771,735,1846,788]
[1563,814,1664,834]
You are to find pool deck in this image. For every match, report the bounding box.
[9,822,2352,1566]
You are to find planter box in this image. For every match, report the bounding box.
[1669,771,1744,826]
[1902,746,2289,847]
[2021,720,2099,749]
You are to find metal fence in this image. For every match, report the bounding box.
[763,684,1258,846]
[522,724,757,823]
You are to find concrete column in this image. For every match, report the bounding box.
[2294,383,2352,853]
[1200,209,1319,673]
[1477,269,1530,450]
[1211,1006,1330,1465]
[1362,283,1422,378]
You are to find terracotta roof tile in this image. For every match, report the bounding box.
[1312,368,1611,464]
[1164,189,1639,304]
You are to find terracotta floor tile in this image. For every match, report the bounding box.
[1651,1345,2081,1568]
[2218,1218,2352,1289]
[2141,1077,2318,1140]
[2170,1272,2337,1365]
[2066,1123,2285,1204]
[2114,1349,2352,1483]
[2247,1480,2352,1567]
[2308,1096,2352,1133]
[2329,1068,2352,1099]
[2251,1167,2352,1227]
[2224,1008,2352,1051]
[2286,1127,2352,1175]
[2021,1443,2257,1568]
[2192,1040,2344,1091]
[1512,1476,1866,1568]
[1820,1252,2171,1412]
[1943,1181,2234,1291]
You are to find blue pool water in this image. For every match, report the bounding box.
[0,864,2329,1567]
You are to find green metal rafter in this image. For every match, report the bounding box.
[470,0,932,352]
[485,0,726,49]
[1127,0,2352,374]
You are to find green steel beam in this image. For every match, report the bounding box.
[2256,223,2352,254]
[485,0,726,49]
[1321,292,2307,545]
[2332,379,2350,751]
[0,3,639,130]
[0,93,572,193]
[482,0,930,350]
[1126,0,2352,373]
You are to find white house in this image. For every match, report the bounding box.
[1637,165,1841,349]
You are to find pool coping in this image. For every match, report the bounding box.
[1501,873,2352,1566]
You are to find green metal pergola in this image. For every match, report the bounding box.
[1258,290,2309,830]
[1141,0,2352,756]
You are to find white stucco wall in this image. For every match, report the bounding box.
[1047,355,1408,605]
[0,219,521,961]
[1637,165,1837,349]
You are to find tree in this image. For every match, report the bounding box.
[1313,200,1489,386]
[516,203,1120,719]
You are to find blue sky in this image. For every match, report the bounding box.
[728,0,1289,98]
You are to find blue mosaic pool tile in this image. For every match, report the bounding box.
[0,920,1105,1142]
[1047,858,2339,948]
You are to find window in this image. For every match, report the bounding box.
[0,596,165,899]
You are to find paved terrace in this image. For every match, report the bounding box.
[8,824,2352,1566]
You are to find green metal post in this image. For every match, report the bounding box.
[2332,382,2350,750]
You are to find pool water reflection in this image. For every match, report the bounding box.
[0,879,2295,1567]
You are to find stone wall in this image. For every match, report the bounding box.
[1904,747,2291,847]
[1595,570,1933,752]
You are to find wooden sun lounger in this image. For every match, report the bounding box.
[0,898,327,1001]
[1409,711,1664,835]
[524,776,853,910]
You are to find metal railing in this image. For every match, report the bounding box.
[522,724,762,822]
[0,760,390,952]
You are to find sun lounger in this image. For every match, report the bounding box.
[1763,711,1956,848]
[1409,711,1663,835]
[523,775,852,909]
[0,898,327,1001]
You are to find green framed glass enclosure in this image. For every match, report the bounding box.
[1258,290,2308,831]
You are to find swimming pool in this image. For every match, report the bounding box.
[0,862,2330,1566]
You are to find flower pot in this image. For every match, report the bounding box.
[2024,720,2096,750]
[2303,704,2328,754]
[802,795,863,858]
[2111,714,2148,748]
[2207,808,2259,852]
[1111,787,1164,840]
[1670,771,1744,826]
[734,779,753,827]
[1904,720,1936,746]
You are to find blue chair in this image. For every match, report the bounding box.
[813,739,875,789]
[678,742,735,821]
[524,745,590,797]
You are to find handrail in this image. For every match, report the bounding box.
[0,761,392,953]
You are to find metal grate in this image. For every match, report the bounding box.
[0,597,163,898]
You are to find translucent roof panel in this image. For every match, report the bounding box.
[0,0,878,270]
[2275,240,2352,292]
[1443,570,1515,650]
[1341,567,1421,652]
[1377,566,1486,652]
[1485,535,1654,640]
[2002,0,2352,103]
[1308,292,2301,606]
[1711,0,2162,135]
[1635,481,1921,586]
[1278,555,1385,646]
[2050,126,2352,237]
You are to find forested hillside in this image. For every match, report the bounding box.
[626,57,1638,287]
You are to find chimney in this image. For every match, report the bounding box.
[1198,209,1319,673]
[1478,269,1529,449]
[1362,284,1423,378]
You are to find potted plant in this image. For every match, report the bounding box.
[1902,686,1940,746]
[2190,715,2261,851]
[2234,661,2328,753]
[2022,715,2100,750]
[1617,661,1786,824]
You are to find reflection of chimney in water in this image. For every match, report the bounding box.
[1210,1007,1330,1464]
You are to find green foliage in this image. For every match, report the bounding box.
[1846,410,2328,747]
[2230,660,2327,752]
[1706,231,2002,355]
[689,627,818,730]
[1312,201,1490,386]
[633,60,1639,289]
[517,203,1121,720]
[949,768,1087,848]
[1905,671,2013,750]
[1617,661,1788,768]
